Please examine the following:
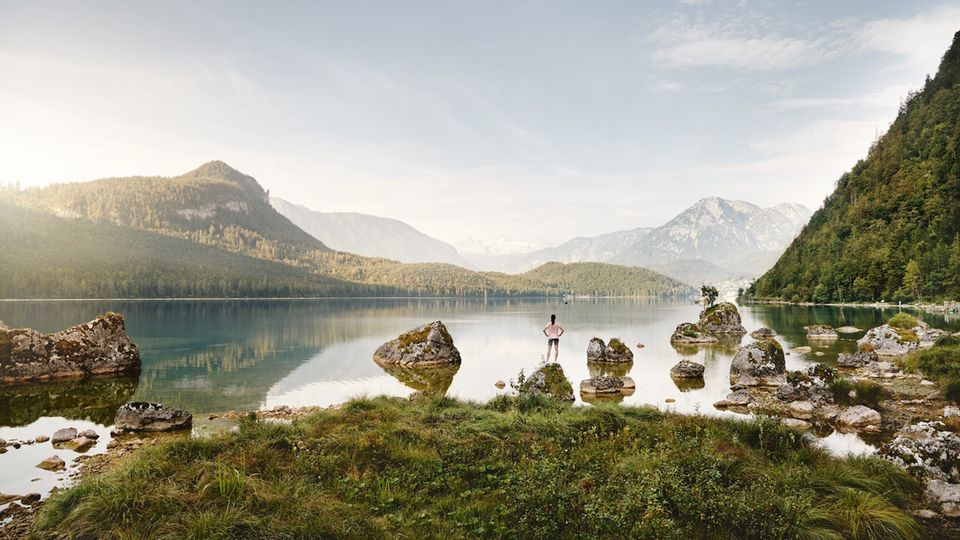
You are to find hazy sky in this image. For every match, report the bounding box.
[2,1,959,249]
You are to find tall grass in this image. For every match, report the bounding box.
[33,396,928,539]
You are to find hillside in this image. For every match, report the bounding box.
[2,163,695,299]
[271,197,472,267]
[0,202,371,298]
[751,32,960,303]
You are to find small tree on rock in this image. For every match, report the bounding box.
[701,284,719,307]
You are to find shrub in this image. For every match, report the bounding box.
[830,379,884,408]
[899,345,960,380]
[887,313,919,329]
[944,379,960,404]
[935,335,960,348]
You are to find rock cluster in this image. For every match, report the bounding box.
[881,421,960,517]
[775,365,834,404]
[729,339,785,388]
[114,402,193,432]
[750,327,776,339]
[0,313,140,384]
[805,324,838,340]
[586,338,634,363]
[837,350,879,368]
[669,360,705,379]
[372,321,461,368]
[858,325,919,356]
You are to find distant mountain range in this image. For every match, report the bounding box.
[460,198,811,286]
[271,198,471,268]
[1,161,694,299]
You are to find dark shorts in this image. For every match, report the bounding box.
[547,338,559,346]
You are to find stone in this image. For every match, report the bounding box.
[836,326,862,334]
[0,313,141,384]
[669,323,719,344]
[494,380,506,389]
[579,375,625,394]
[36,455,65,471]
[115,402,193,432]
[519,364,574,402]
[78,429,99,440]
[65,436,95,452]
[881,421,960,483]
[697,302,747,335]
[912,509,939,520]
[714,389,753,408]
[586,338,634,363]
[635,343,645,349]
[782,418,811,429]
[21,493,40,505]
[793,346,812,353]
[788,400,816,419]
[945,406,960,418]
[921,380,936,386]
[669,360,705,378]
[858,325,919,356]
[927,480,960,518]
[729,339,786,388]
[372,321,461,368]
[750,327,776,339]
[51,428,77,444]
[0,438,5,448]
[836,405,881,430]
[838,350,878,368]
[805,324,839,340]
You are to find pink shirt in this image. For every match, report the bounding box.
[544,323,563,339]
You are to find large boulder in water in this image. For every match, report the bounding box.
[373,321,461,368]
[697,302,746,335]
[586,338,634,363]
[115,402,193,432]
[670,360,705,379]
[520,364,574,402]
[857,325,919,356]
[579,375,635,395]
[729,339,785,388]
[670,323,719,344]
[0,313,140,384]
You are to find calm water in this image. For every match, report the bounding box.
[1,298,958,501]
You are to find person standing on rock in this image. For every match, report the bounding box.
[543,314,564,363]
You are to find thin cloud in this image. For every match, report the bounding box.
[858,6,960,72]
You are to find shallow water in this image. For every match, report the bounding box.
[1,298,957,502]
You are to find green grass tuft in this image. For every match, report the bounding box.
[887,313,919,330]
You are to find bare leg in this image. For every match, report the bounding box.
[554,342,560,362]
[545,342,552,362]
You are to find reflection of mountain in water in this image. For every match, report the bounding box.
[0,376,138,426]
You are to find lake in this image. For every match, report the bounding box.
[2,298,959,501]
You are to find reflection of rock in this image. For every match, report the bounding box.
[0,313,141,384]
[520,364,574,402]
[580,392,627,405]
[379,363,459,395]
[587,362,632,378]
[115,402,193,432]
[672,377,705,392]
[729,339,785,388]
[373,321,461,368]
[0,376,139,427]
[586,338,634,363]
[750,327,776,339]
[697,302,747,335]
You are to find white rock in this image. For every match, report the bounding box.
[836,405,881,429]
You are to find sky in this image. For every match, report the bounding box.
[2,1,959,251]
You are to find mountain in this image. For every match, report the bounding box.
[750,32,960,303]
[271,197,472,267]
[3,162,695,299]
[612,198,811,270]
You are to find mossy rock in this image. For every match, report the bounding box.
[697,302,746,335]
[521,364,574,402]
[374,321,461,368]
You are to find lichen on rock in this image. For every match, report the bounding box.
[373,321,461,368]
[586,337,634,363]
[697,302,747,335]
[729,338,785,388]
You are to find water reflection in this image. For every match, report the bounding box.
[378,364,460,395]
[0,376,137,427]
[671,377,706,392]
[586,361,633,378]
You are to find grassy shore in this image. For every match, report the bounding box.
[32,395,929,539]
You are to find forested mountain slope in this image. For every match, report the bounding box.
[750,31,960,302]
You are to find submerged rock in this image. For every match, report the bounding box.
[586,338,634,363]
[805,324,839,340]
[520,364,574,402]
[697,302,747,335]
[36,455,65,472]
[669,360,705,379]
[0,313,140,384]
[750,327,776,339]
[729,339,785,388]
[114,402,193,432]
[373,321,461,368]
[669,323,719,344]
